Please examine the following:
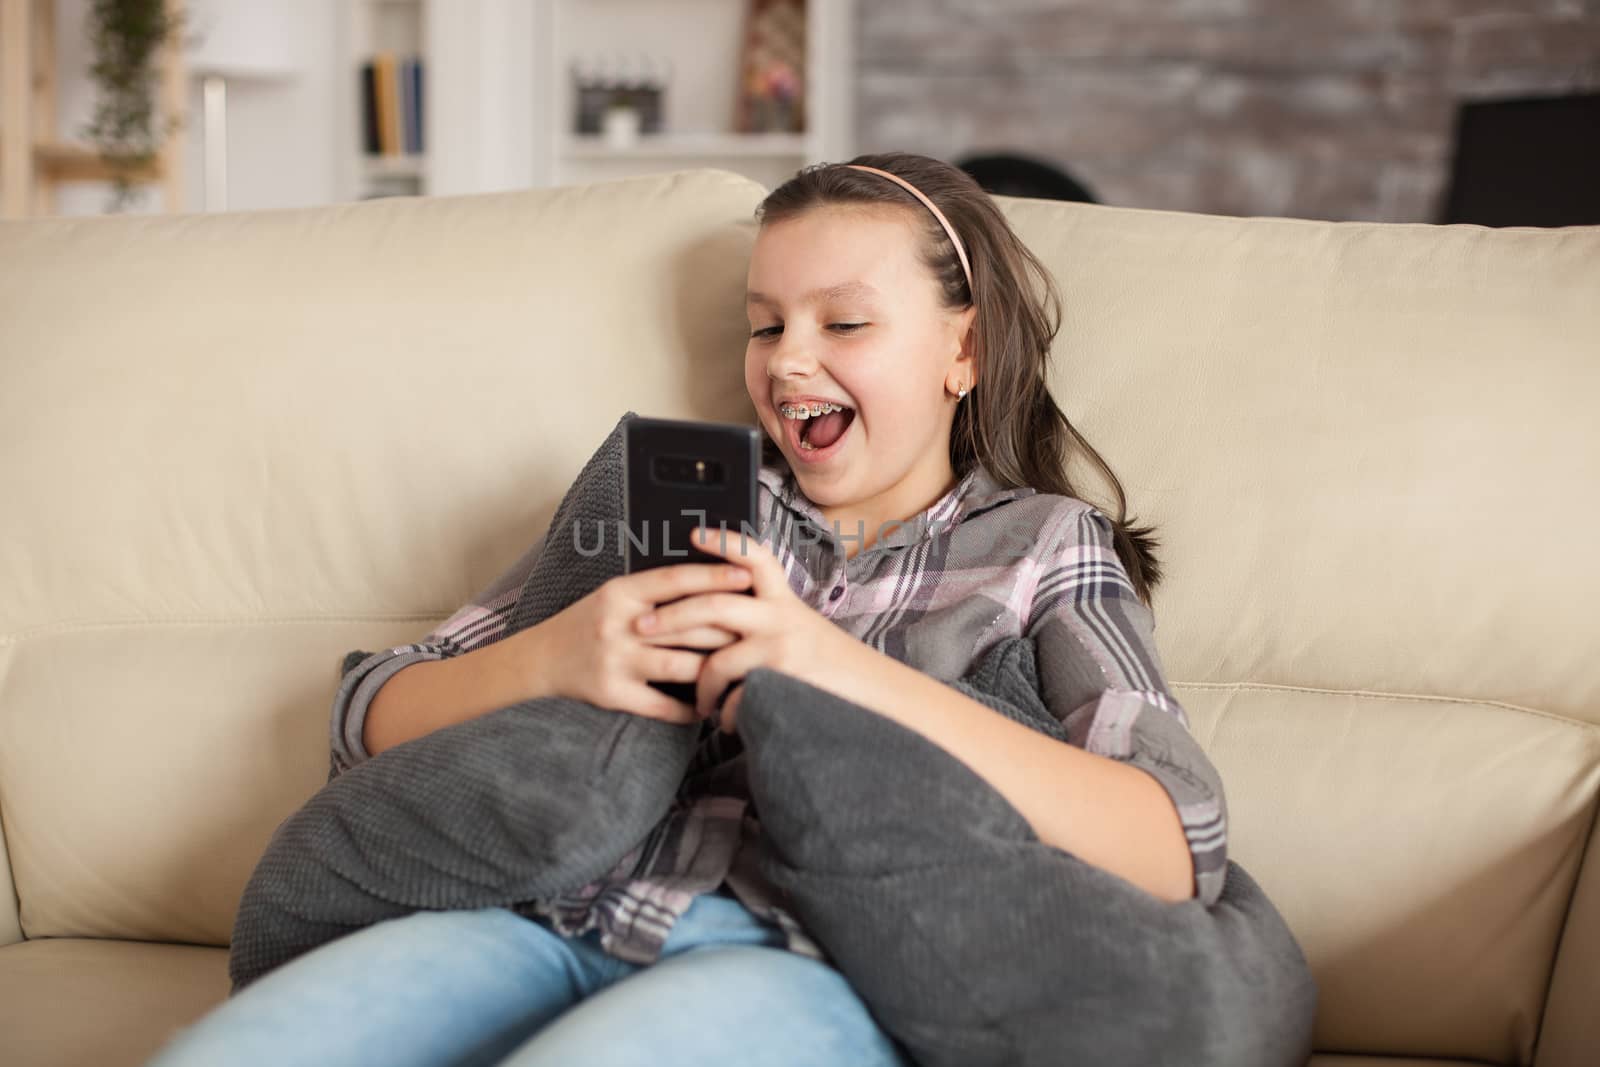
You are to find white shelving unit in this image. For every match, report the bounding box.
[335,0,853,202]
[540,0,854,191]
[338,0,430,201]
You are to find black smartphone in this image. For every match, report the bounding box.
[623,416,761,707]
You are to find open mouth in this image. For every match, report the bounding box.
[780,404,856,463]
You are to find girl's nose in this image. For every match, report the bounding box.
[765,334,818,381]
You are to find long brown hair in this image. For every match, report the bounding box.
[754,151,1165,605]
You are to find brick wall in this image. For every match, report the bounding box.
[855,0,1600,220]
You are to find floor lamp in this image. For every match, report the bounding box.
[185,0,299,212]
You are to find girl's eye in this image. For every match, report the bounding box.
[748,323,866,340]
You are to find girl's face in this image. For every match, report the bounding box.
[744,205,976,530]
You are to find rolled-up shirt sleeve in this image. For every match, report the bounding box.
[328,531,547,780]
[1025,504,1229,907]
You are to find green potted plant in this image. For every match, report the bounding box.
[82,0,185,211]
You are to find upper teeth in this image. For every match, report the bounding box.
[780,402,845,419]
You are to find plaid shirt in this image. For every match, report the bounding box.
[329,458,1228,965]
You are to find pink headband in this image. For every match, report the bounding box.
[845,164,974,294]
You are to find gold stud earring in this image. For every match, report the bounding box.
[957,385,968,400]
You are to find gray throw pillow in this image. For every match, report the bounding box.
[228,411,700,992]
[735,642,1318,1067]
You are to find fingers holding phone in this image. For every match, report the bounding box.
[531,562,752,724]
[631,561,749,651]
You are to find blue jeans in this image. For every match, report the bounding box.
[145,889,912,1067]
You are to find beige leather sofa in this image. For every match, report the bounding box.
[1,168,1596,1067]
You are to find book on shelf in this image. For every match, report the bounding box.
[360,52,425,158]
[360,61,379,154]
[407,60,424,154]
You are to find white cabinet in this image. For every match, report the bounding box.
[337,0,854,201]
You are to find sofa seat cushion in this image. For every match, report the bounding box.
[0,938,229,1067]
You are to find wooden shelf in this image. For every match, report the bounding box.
[562,131,809,160]
[34,141,162,183]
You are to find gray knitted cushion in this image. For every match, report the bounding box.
[735,642,1318,1067]
[228,412,702,992]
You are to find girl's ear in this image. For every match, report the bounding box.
[958,305,978,351]
[952,305,979,384]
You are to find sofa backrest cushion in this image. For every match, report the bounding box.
[0,168,762,948]
[996,195,1600,1065]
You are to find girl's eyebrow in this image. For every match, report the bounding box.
[746,281,879,307]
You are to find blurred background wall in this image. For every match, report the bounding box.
[856,0,1600,221]
[6,0,1596,223]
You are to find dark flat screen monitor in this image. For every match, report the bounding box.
[1440,91,1600,227]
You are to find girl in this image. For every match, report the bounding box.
[148,152,1232,1067]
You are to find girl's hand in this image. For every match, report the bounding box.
[532,563,751,724]
[632,526,857,732]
